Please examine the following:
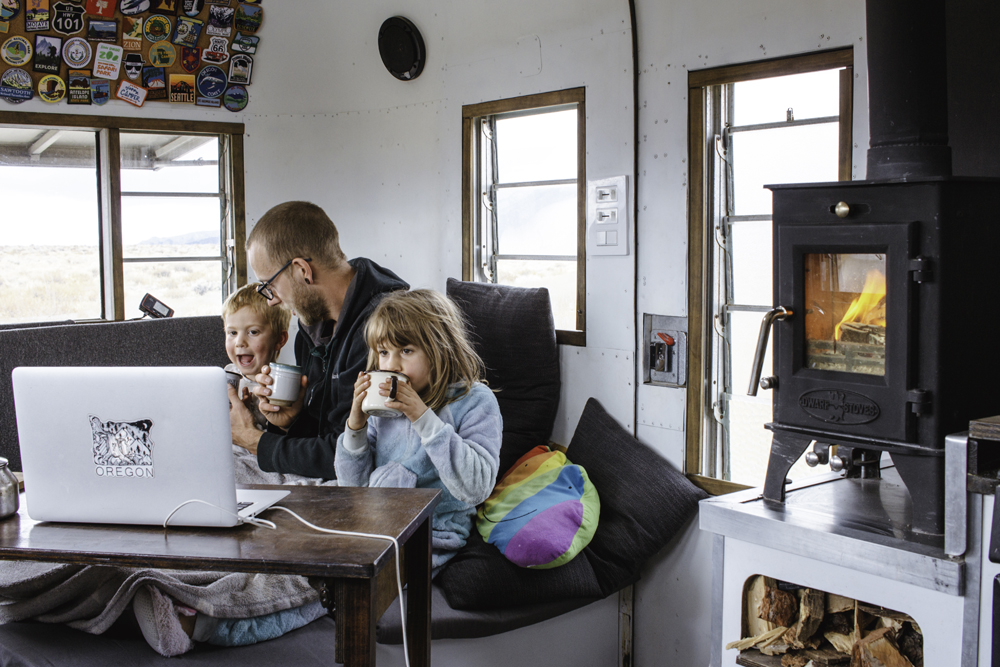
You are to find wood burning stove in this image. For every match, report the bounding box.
[746,0,1000,537]
[752,178,1000,536]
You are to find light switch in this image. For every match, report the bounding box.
[587,176,628,256]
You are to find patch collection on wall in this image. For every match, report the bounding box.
[0,0,261,110]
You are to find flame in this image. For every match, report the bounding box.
[835,269,886,340]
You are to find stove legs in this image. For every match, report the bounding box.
[762,432,813,504]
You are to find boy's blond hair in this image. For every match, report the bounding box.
[221,282,291,334]
[364,289,485,412]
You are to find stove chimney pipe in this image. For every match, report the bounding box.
[866,0,952,179]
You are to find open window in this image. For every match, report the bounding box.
[462,88,586,346]
[0,112,245,324]
[686,49,854,493]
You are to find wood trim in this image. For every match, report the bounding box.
[461,115,474,281]
[688,48,853,89]
[838,67,854,181]
[231,133,247,286]
[0,110,244,135]
[557,330,585,346]
[575,96,587,335]
[687,474,752,496]
[461,87,585,119]
[102,128,125,321]
[685,87,708,475]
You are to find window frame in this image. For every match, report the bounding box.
[462,87,587,346]
[0,110,246,322]
[685,49,854,495]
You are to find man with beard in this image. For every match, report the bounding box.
[229,201,408,479]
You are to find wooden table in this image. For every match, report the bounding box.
[0,484,441,667]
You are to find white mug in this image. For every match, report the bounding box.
[362,371,410,418]
[266,363,304,407]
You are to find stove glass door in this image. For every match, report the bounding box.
[803,253,886,376]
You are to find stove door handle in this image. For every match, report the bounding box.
[747,306,793,396]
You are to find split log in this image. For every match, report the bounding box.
[826,593,855,614]
[783,588,825,648]
[760,582,799,627]
[781,654,810,667]
[747,576,779,637]
[851,627,913,667]
[825,632,854,654]
[726,625,788,651]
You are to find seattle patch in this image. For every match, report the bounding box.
[168,72,193,102]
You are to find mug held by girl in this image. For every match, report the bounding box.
[362,371,410,418]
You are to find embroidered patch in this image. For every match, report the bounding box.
[67,68,90,104]
[87,18,117,43]
[195,63,224,97]
[122,51,143,79]
[144,13,171,42]
[233,2,260,33]
[62,36,91,67]
[119,0,150,15]
[173,15,202,47]
[122,15,142,50]
[169,72,194,102]
[92,42,122,78]
[0,66,32,103]
[222,83,246,111]
[228,52,250,84]
[37,73,64,102]
[148,40,175,67]
[116,78,147,106]
[32,33,61,73]
[90,76,109,104]
[1,36,31,66]
[205,4,232,37]
[202,34,228,64]
[231,31,257,54]
[51,1,84,35]
[25,0,49,31]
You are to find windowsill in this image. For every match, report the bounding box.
[556,330,585,347]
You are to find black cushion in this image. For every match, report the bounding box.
[0,317,229,470]
[439,397,708,610]
[445,279,560,474]
[566,398,708,597]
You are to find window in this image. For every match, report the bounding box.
[462,88,586,346]
[0,111,245,324]
[686,50,853,493]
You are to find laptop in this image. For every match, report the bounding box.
[12,366,288,528]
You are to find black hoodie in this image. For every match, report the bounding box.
[255,257,408,479]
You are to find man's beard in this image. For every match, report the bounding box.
[288,281,331,327]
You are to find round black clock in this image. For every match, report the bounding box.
[378,17,425,81]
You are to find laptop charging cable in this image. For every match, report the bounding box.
[163,501,411,667]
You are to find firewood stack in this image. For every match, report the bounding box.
[726,576,923,667]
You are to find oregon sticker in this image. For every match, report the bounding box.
[89,415,155,478]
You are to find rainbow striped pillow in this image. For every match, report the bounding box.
[477,446,600,569]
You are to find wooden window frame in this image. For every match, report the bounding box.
[0,111,246,322]
[685,48,854,494]
[462,88,587,347]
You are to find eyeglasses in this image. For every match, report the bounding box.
[256,257,311,300]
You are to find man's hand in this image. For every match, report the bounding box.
[384,378,428,423]
[346,371,371,432]
[229,384,263,454]
[251,365,307,429]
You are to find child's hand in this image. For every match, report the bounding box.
[346,371,371,432]
[384,378,428,423]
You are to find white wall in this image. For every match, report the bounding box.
[631,1,867,665]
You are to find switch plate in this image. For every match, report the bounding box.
[588,175,628,256]
[643,314,687,387]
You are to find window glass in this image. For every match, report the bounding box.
[495,109,576,182]
[728,220,773,306]
[495,184,577,256]
[496,259,577,330]
[731,123,839,216]
[120,134,219,193]
[733,69,840,125]
[0,130,101,323]
[124,260,223,319]
[121,197,222,254]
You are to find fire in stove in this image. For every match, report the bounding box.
[804,254,887,376]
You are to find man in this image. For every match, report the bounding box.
[229,201,408,479]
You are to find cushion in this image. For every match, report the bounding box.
[446,279,560,474]
[566,398,709,597]
[439,398,707,610]
[477,446,600,569]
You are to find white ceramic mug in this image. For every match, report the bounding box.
[266,363,304,407]
[362,371,410,418]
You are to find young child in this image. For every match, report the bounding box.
[337,289,503,572]
[222,282,291,431]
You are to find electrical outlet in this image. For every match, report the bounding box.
[643,314,687,387]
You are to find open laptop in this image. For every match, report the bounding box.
[12,366,288,527]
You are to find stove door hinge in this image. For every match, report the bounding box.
[909,256,933,283]
[908,389,932,415]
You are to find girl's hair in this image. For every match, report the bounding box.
[364,289,485,411]
[222,282,291,334]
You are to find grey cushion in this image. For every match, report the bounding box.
[438,398,708,609]
[445,279,560,474]
[0,317,229,470]
[566,398,709,597]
